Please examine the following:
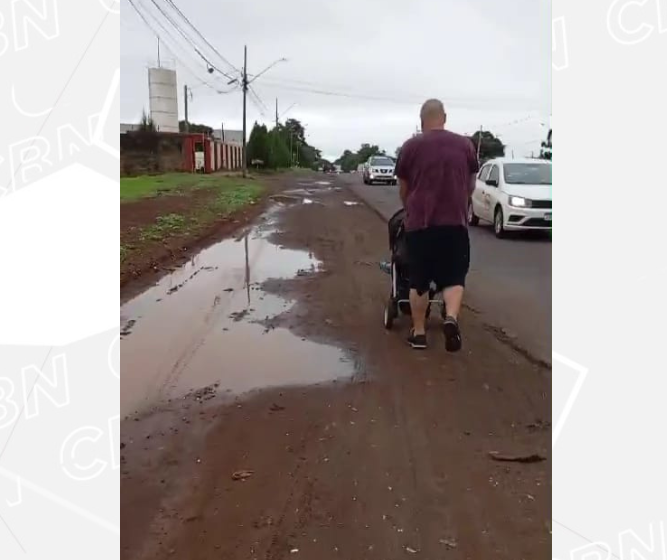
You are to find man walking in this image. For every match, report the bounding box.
[394,99,479,351]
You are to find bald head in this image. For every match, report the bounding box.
[420,98,447,131]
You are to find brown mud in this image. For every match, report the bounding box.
[121,172,551,560]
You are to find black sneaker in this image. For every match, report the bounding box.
[407,330,427,350]
[442,316,462,352]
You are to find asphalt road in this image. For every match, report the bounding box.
[344,175,552,364]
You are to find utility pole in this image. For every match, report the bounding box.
[476,125,483,160]
[275,98,279,127]
[242,45,248,178]
[157,38,161,67]
[289,133,293,167]
[184,85,189,132]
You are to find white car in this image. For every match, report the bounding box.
[469,158,552,238]
[363,156,397,185]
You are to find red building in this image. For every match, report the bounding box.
[180,132,243,173]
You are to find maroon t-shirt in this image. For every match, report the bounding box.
[395,130,479,231]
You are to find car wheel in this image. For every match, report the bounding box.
[494,207,506,238]
[468,203,480,226]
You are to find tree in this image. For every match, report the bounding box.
[284,118,306,144]
[469,130,505,162]
[335,149,360,173]
[540,129,552,160]
[357,143,382,164]
[139,110,156,132]
[268,127,291,168]
[179,120,213,134]
[297,143,319,168]
[246,122,270,167]
[333,143,388,173]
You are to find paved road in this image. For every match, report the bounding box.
[344,175,551,364]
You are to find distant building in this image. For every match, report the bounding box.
[148,67,179,133]
[212,129,244,146]
[120,123,140,134]
[120,128,244,176]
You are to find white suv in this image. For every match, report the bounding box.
[363,156,397,185]
[469,158,552,238]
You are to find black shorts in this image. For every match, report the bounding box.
[405,225,470,295]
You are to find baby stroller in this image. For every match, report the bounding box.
[380,209,446,329]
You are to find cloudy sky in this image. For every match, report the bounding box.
[121,0,551,160]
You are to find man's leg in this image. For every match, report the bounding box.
[410,289,429,335]
[437,227,470,352]
[442,285,464,320]
[406,229,429,349]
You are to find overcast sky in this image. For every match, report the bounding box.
[121,0,551,160]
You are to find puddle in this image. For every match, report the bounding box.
[270,193,324,206]
[343,201,359,206]
[120,214,353,417]
[269,194,302,204]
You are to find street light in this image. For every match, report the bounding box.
[248,58,288,85]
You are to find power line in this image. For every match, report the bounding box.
[146,0,237,81]
[128,0,230,92]
[257,78,534,111]
[247,88,268,118]
[162,0,242,76]
[249,85,269,114]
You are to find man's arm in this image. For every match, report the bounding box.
[395,140,411,207]
[399,178,409,208]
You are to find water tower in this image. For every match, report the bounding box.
[148,67,179,133]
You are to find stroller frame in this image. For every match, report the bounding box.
[382,259,445,330]
[381,208,447,330]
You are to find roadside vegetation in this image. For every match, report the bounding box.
[120,173,264,266]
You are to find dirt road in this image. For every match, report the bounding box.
[121,172,551,560]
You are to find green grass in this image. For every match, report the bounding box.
[209,182,264,215]
[121,178,266,262]
[120,173,245,201]
[140,213,190,241]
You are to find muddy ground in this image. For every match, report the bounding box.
[121,173,290,300]
[121,172,551,560]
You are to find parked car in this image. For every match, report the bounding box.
[363,156,397,185]
[469,158,552,238]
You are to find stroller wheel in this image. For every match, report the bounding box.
[384,298,398,330]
